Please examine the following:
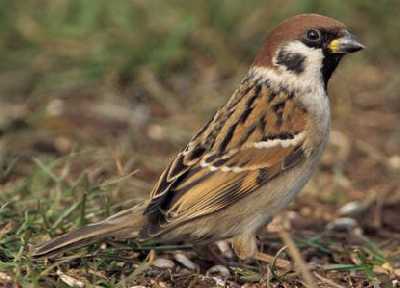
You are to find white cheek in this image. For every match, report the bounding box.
[250,41,330,134]
[274,41,324,87]
[276,42,330,128]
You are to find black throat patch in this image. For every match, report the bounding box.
[321,53,343,89]
[275,49,306,74]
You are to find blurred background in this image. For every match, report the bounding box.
[0,0,399,286]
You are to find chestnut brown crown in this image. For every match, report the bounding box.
[253,14,347,67]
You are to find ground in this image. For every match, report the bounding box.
[0,1,399,287]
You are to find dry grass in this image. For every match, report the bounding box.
[0,1,400,287]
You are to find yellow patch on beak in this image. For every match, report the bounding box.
[328,33,364,54]
[328,39,341,53]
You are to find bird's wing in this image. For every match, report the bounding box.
[143,74,309,235]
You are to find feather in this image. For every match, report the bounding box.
[142,74,309,237]
[33,204,146,258]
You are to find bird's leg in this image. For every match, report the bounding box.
[231,232,258,260]
[215,240,234,259]
[209,243,231,264]
[193,243,229,264]
[232,232,291,270]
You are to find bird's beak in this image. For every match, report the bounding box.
[328,31,365,54]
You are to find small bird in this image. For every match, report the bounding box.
[33,14,364,262]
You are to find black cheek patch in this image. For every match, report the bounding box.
[276,50,306,74]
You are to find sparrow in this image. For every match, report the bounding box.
[33,14,364,262]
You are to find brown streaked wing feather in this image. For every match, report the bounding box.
[146,74,262,205]
[163,141,306,225]
[144,75,309,233]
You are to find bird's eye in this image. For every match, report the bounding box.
[306,29,321,42]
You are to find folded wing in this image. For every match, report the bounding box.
[142,75,309,236]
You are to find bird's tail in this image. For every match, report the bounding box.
[33,202,146,258]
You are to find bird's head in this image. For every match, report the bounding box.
[253,14,364,88]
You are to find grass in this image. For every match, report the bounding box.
[1,0,400,287]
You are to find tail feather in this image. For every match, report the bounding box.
[33,203,146,258]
